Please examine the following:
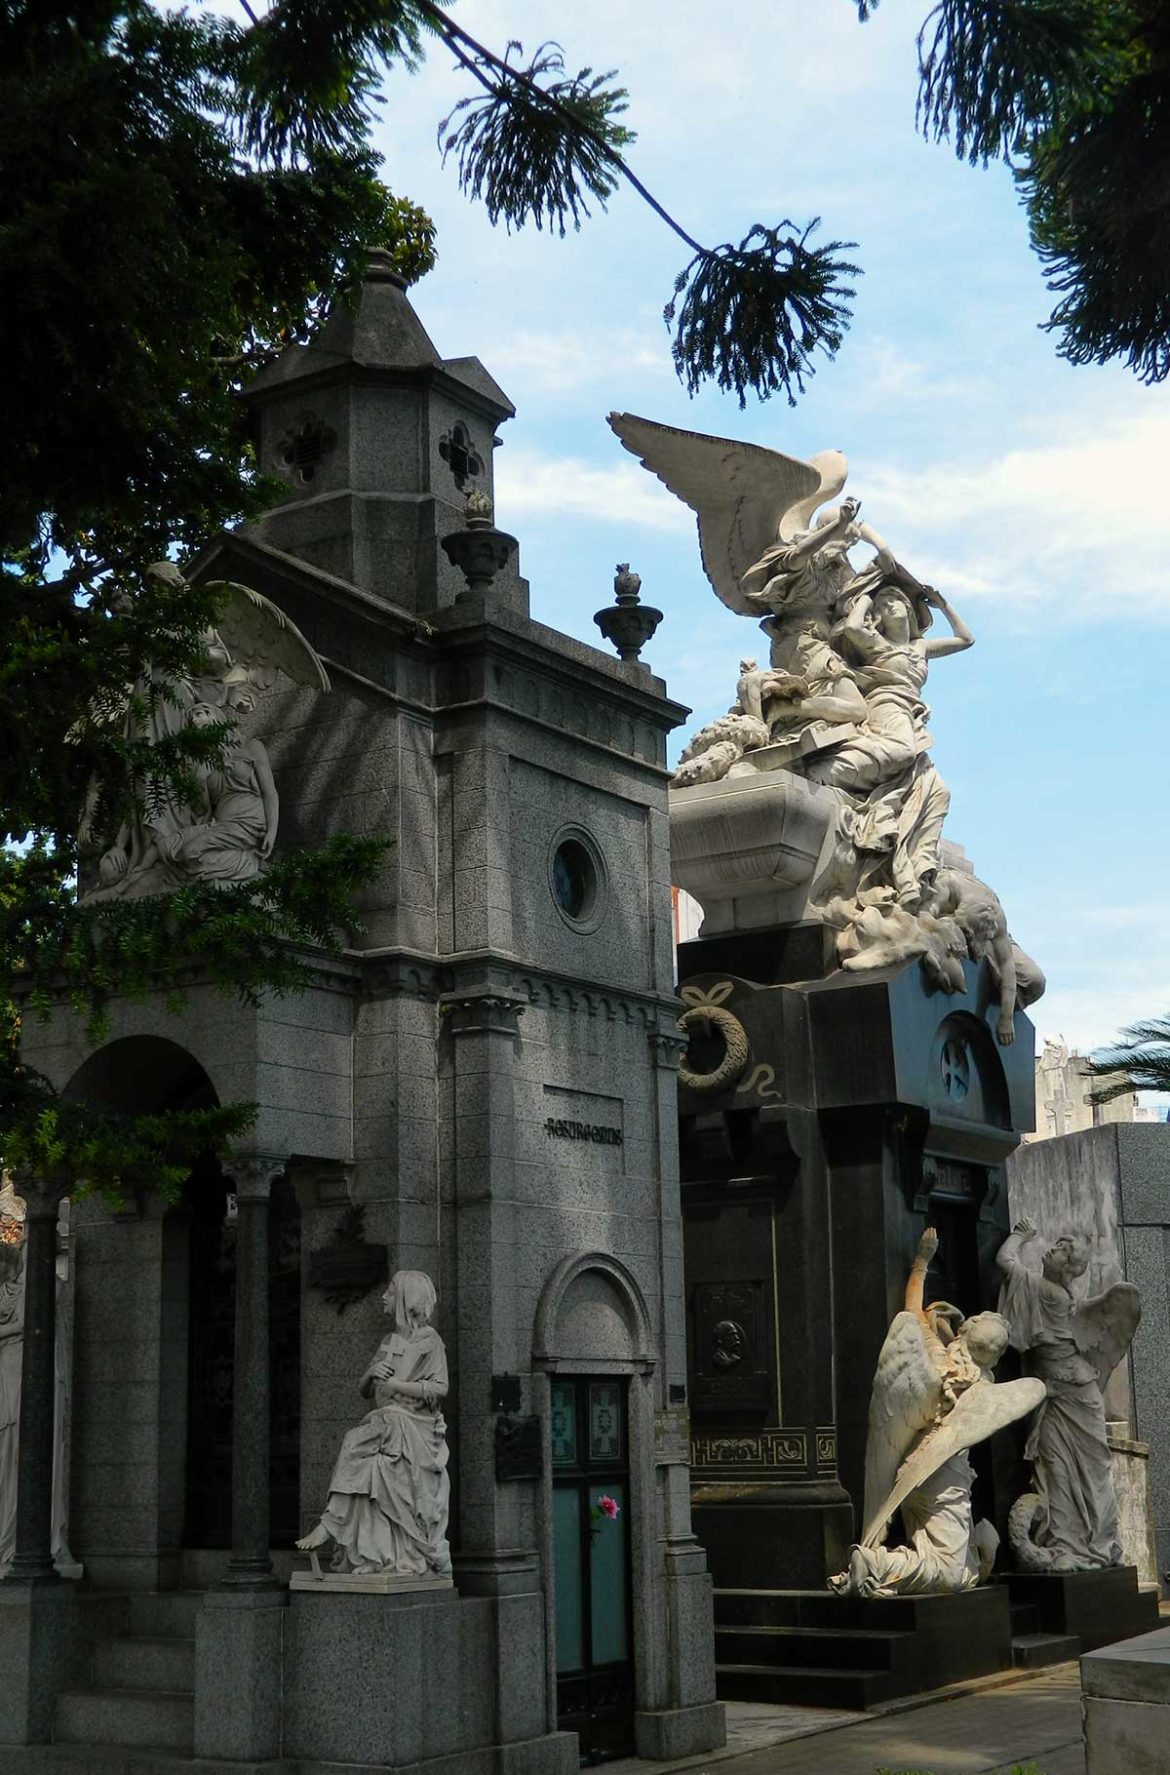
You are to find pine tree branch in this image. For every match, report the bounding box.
[420,0,706,254]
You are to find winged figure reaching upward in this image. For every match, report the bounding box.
[997,1219,1140,1571]
[832,1227,1045,1598]
[607,412,891,621]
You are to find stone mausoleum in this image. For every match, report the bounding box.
[3,260,724,1770]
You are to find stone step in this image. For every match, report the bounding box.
[714,1586,923,1631]
[126,1592,204,1640]
[716,1659,894,1710]
[1010,1602,1041,1637]
[92,1633,196,1692]
[715,1622,912,1673]
[1012,1631,1082,1669]
[55,1688,194,1755]
[2,1746,277,1774]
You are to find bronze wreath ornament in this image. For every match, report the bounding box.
[676,1004,750,1094]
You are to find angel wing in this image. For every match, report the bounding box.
[206,581,331,693]
[1074,1283,1140,1389]
[862,1376,1045,1548]
[860,1311,948,1539]
[607,412,846,616]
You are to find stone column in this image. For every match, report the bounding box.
[223,1155,283,1590]
[7,1182,64,1585]
[443,986,531,1595]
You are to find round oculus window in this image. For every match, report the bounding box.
[548,829,607,931]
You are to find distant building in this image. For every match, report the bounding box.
[1028,1037,1139,1143]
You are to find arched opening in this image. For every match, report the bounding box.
[535,1254,657,1765]
[63,1034,218,1116]
[62,1037,301,1579]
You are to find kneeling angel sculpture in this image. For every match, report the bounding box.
[831,1229,1045,1598]
[297,1271,452,1579]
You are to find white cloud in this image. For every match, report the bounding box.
[859,402,1170,618]
[473,327,671,395]
[495,448,695,533]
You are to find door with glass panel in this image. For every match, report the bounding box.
[551,1377,634,1763]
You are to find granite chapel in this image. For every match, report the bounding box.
[4,261,723,1771]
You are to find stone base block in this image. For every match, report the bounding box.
[0,1581,83,1745]
[1084,1698,1167,1775]
[284,1585,546,1766]
[194,1590,286,1762]
[635,1700,726,1759]
[1082,1626,1170,1774]
[694,1488,855,1590]
[289,1568,453,1594]
[1001,1565,1159,1653]
[0,1733,578,1775]
[714,1583,1013,1708]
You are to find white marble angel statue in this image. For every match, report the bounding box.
[607,412,889,638]
[296,1271,452,1579]
[81,563,329,901]
[831,1227,1045,1598]
[608,413,972,835]
[997,1219,1140,1572]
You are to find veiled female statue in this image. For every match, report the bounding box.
[997,1219,1140,1572]
[831,1228,1044,1598]
[297,1271,452,1579]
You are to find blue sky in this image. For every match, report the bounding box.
[288,0,1170,1054]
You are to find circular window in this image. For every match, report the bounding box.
[548,827,607,932]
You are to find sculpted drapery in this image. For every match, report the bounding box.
[608,413,1044,1026]
[831,1227,1044,1599]
[298,1271,452,1579]
[997,1220,1139,1573]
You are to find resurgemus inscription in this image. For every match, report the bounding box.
[545,1117,624,1146]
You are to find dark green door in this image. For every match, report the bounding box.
[551,1377,635,1764]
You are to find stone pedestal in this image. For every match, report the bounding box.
[679,946,1035,1592]
[283,1588,577,1774]
[0,1582,77,1744]
[713,1584,1013,1709]
[1083,1624,1170,1775]
[194,1589,287,1762]
[1001,1566,1159,1654]
[1109,1426,1159,1588]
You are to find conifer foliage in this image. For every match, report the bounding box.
[860,0,1170,383]
[4,0,1169,1195]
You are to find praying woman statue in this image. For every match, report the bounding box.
[297,1271,452,1578]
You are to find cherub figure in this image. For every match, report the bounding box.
[926,870,1046,1046]
[831,1227,1044,1598]
[997,1219,1139,1572]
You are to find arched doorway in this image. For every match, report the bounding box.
[534,1253,658,1765]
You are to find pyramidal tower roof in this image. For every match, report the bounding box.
[244,250,513,417]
